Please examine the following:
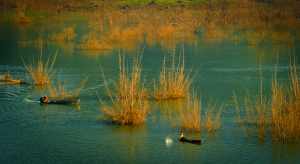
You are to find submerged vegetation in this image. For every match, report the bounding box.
[98,50,149,125]
[47,75,88,100]
[153,46,198,100]
[3,0,300,143]
[176,92,226,132]
[233,49,300,143]
[21,50,57,85]
[13,13,34,23]
[50,27,76,42]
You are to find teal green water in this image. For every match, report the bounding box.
[1,11,300,163]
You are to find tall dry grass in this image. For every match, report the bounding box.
[77,32,111,50]
[153,46,198,100]
[270,50,300,142]
[233,49,300,142]
[204,22,224,38]
[176,92,226,132]
[98,50,149,125]
[203,98,226,131]
[50,27,76,42]
[21,50,57,85]
[47,75,88,100]
[177,93,202,132]
[13,13,34,23]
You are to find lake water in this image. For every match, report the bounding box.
[0,10,300,163]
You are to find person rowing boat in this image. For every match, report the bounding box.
[40,95,49,103]
[178,133,203,143]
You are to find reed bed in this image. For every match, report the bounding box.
[98,50,149,125]
[47,76,88,100]
[152,46,197,100]
[21,50,57,85]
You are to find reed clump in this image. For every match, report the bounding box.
[104,27,143,43]
[0,70,26,84]
[152,46,197,100]
[203,98,226,131]
[50,27,76,42]
[77,32,111,50]
[234,50,300,142]
[176,92,226,132]
[13,13,34,23]
[204,22,224,38]
[98,50,149,125]
[177,93,202,132]
[21,50,57,85]
[270,53,300,142]
[47,76,88,100]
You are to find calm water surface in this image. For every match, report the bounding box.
[0,10,300,163]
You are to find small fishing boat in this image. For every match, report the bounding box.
[40,97,80,104]
[178,138,203,143]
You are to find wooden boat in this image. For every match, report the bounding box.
[178,138,203,143]
[40,98,80,104]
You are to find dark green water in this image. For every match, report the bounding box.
[0,11,300,163]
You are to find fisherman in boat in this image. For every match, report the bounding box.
[40,95,48,103]
[179,133,186,140]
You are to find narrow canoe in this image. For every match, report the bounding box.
[178,138,203,143]
[40,99,80,104]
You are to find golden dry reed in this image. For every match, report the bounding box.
[77,32,111,50]
[270,50,300,142]
[0,70,25,84]
[50,27,76,42]
[153,45,198,100]
[177,93,202,132]
[234,49,300,142]
[203,98,226,131]
[21,50,57,85]
[177,92,226,132]
[47,75,88,100]
[98,50,149,125]
[13,13,34,23]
